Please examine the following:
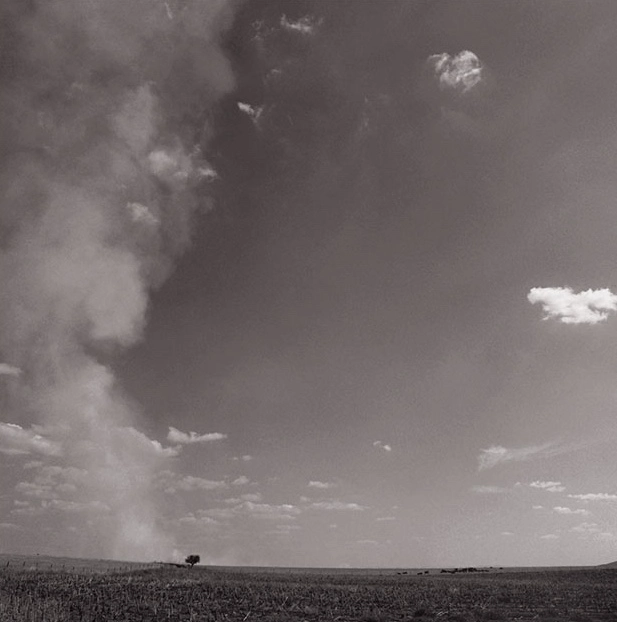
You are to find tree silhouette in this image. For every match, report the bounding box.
[185,554,200,568]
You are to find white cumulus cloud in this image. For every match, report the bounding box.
[568,492,617,501]
[0,423,62,457]
[529,481,566,493]
[528,287,617,324]
[308,480,335,489]
[373,440,392,452]
[553,506,590,516]
[427,50,484,94]
[167,426,227,445]
[309,501,366,511]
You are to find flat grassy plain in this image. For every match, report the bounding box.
[1,555,617,621]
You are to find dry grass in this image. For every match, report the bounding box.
[1,558,617,621]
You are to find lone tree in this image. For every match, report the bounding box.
[185,554,200,568]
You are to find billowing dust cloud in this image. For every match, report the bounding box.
[0,0,237,560]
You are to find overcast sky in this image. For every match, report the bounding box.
[3,0,617,568]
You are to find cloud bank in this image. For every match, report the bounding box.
[0,423,62,457]
[528,287,617,324]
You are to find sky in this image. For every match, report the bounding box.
[2,0,617,569]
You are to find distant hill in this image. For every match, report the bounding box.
[597,560,617,568]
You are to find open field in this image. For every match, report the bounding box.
[1,555,617,621]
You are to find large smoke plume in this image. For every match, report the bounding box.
[0,0,237,560]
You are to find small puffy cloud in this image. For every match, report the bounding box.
[478,443,553,470]
[177,513,218,527]
[501,531,514,537]
[232,476,250,486]
[0,423,62,457]
[115,426,179,459]
[571,522,601,534]
[0,363,21,377]
[427,50,484,94]
[224,492,263,504]
[309,501,366,511]
[233,455,253,462]
[376,516,396,522]
[532,505,544,510]
[0,522,22,530]
[553,506,590,516]
[373,440,392,452]
[241,502,301,520]
[160,471,227,494]
[568,492,617,501]
[237,102,264,125]
[540,534,559,540]
[529,481,566,493]
[167,426,227,445]
[471,485,509,494]
[127,202,159,227]
[308,480,336,489]
[148,147,193,185]
[280,14,320,35]
[528,287,617,325]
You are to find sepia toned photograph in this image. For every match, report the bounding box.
[2,0,617,619]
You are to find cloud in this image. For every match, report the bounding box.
[233,455,253,462]
[232,476,250,486]
[280,14,320,36]
[532,505,544,510]
[0,522,22,530]
[553,506,590,516]
[158,471,227,494]
[528,287,617,324]
[0,423,63,457]
[427,50,484,94]
[376,516,396,521]
[308,480,336,489]
[567,493,617,501]
[0,363,21,377]
[501,531,514,537]
[471,485,510,494]
[373,441,392,452]
[540,534,559,540]
[477,443,554,470]
[224,492,263,504]
[529,481,566,493]
[309,501,367,511]
[241,502,301,520]
[177,513,218,527]
[166,427,227,445]
[571,522,601,534]
[237,102,264,126]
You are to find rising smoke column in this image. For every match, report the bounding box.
[0,0,237,560]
